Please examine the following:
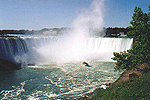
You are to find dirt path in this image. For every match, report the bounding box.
[112,63,150,85]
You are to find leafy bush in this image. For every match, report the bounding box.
[112,50,136,71]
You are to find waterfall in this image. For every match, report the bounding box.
[0,36,133,68]
[0,38,28,69]
[84,37,133,61]
[23,36,133,63]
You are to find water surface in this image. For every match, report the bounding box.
[0,61,121,99]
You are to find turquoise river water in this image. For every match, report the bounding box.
[0,61,121,100]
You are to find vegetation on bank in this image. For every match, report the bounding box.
[88,72,150,100]
[112,6,150,71]
[79,6,150,100]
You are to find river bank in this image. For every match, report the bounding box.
[78,63,150,100]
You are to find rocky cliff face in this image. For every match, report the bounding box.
[0,58,21,70]
[0,37,28,70]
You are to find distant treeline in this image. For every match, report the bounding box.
[0,29,34,35]
[0,27,69,35]
[0,27,129,37]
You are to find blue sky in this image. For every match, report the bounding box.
[0,0,149,30]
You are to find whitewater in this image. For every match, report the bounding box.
[0,36,133,99]
[0,0,133,99]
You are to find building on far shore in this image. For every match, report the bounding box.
[119,32,127,37]
[104,27,128,38]
[43,29,57,35]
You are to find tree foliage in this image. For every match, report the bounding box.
[112,6,150,71]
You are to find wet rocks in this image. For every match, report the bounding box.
[0,58,21,71]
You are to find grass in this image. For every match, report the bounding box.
[84,72,150,100]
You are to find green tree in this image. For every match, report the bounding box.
[112,6,150,71]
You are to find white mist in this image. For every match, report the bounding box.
[36,0,105,63]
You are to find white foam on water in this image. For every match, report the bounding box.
[0,0,133,99]
[0,62,122,99]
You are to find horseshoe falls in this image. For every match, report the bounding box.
[0,36,133,99]
[25,37,133,64]
[0,0,133,99]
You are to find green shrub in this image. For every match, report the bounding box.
[112,50,136,71]
[112,6,150,71]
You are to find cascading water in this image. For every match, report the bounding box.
[0,36,133,67]
[0,36,133,99]
[22,36,133,64]
[0,37,28,68]
[0,0,134,99]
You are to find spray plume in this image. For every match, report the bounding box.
[36,0,104,63]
